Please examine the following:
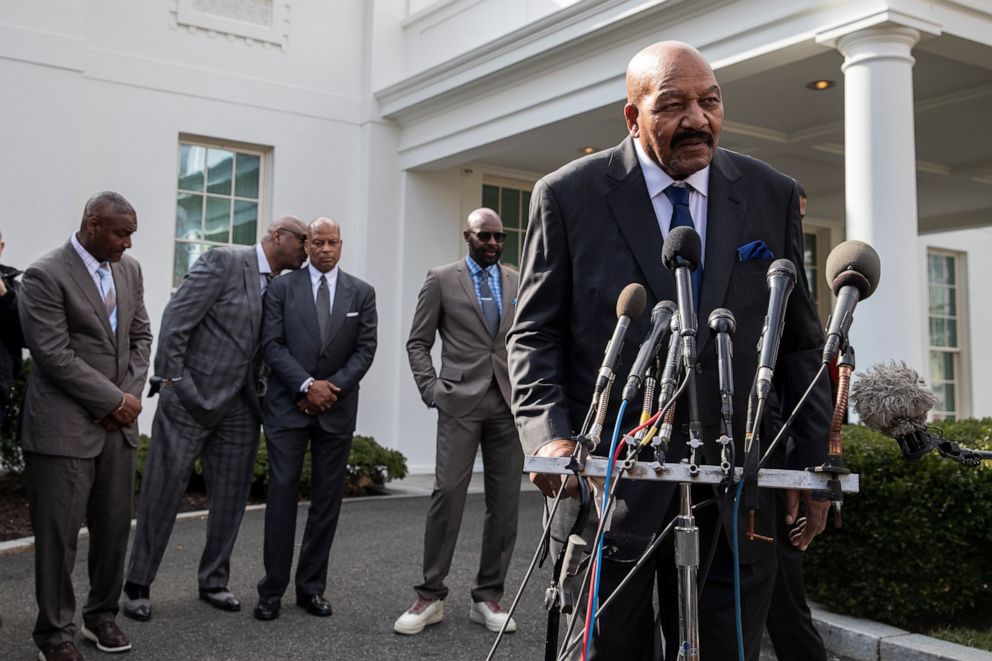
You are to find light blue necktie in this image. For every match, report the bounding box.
[97,263,118,332]
[664,184,703,308]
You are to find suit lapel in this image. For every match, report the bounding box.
[697,149,746,356]
[604,138,673,304]
[243,248,263,341]
[498,266,515,335]
[291,269,322,348]
[456,261,490,333]
[64,243,115,342]
[322,270,353,350]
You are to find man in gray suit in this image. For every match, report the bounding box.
[393,208,523,636]
[124,216,307,621]
[253,217,377,621]
[19,192,152,661]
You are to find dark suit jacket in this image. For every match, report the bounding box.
[407,260,518,417]
[154,246,264,427]
[262,267,377,435]
[18,241,152,457]
[507,137,832,561]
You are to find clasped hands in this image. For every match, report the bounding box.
[530,438,830,551]
[298,380,341,416]
[98,393,142,431]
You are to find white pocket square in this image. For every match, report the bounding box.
[346,311,359,317]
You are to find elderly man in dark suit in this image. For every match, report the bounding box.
[507,41,832,660]
[124,216,307,621]
[253,217,377,621]
[19,192,152,661]
[393,208,523,636]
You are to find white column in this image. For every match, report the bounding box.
[836,26,925,373]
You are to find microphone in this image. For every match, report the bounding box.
[622,300,677,402]
[822,240,881,365]
[594,283,648,395]
[662,226,701,371]
[851,362,990,466]
[755,259,797,401]
[708,308,736,428]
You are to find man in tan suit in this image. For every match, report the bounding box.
[394,208,523,635]
[19,192,152,661]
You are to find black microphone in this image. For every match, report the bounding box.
[822,240,882,365]
[622,300,677,402]
[656,314,682,411]
[851,362,990,465]
[755,259,797,401]
[708,308,736,427]
[594,283,648,395]
[662,226,701,371]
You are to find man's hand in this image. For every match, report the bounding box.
[530,439,579,499]
[98,417,120,432]
[0,278,7,297]
[111,393,142,426]
[306,380,341,411]
[785,489,830,551]
[297,399,317,415]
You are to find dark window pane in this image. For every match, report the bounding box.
[946,285,957,316]
[943,352,955,381]
[232,200,258,245]
[502,230,520,268]
[176,193,203,240]
[205,196,231,243]
[235,153,260,198]
[946,319,958,347]
[206,148,234,195]
[943,256,955,285]
[178,144,205,192]
[482,185,499,212]
[930,351,944,382]
[500,188,520,231]
[521,190,531,229]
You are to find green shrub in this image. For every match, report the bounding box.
[0,358,29,473]
[135,431,407,500]
[804,420,992,631]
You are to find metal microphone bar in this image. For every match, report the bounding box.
[524,456,859,493]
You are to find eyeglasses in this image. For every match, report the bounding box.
[279,228,307,242]
[471,231,507,243]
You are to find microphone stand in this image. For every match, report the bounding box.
[811,342,854,527]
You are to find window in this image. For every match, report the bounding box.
[927,250,965,421]
[174,138,267,287]
[481,180,532,268]
[803,226,832,322]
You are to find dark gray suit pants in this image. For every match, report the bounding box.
[416,382,523,603]
[257,421,352,602]
[25,433,135,650]
[128,387,259,590]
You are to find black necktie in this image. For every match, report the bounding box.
[316,275,330,344]
[477,270,500,338]
[664,184,703,308]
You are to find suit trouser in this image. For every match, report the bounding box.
[257,421,352,602]
[552,496,776,661]
[416,381,524,603]
[127,388,259,590]
[25,433,135,650]
[766,493,827,661]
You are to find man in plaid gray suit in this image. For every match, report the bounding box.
[124,216,307,621]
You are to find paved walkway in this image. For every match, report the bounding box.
[0,474,851,660]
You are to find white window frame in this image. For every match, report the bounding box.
[927,248,969,421]
[173,134,271,287]
[481,176,533,269]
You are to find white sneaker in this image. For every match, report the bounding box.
[469,600,517,633]
[393,597,444,635]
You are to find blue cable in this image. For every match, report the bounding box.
[732,479,745,661]
[583,398,628,660]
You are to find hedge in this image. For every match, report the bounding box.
[804,420,992,631]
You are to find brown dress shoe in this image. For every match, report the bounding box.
[81,620,132,653]
[38,641,85,661]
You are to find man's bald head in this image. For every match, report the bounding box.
[307,217,340,239]
[79,191,136,230]
[622,40,723,179]
[466,207,501,232]
[262,214,308,272]
[306,217,343,273]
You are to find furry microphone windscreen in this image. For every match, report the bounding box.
[850,361,937,439]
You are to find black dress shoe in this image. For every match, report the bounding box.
[199,588,241,612]
[296,593,332,617]
[254,600,281,621]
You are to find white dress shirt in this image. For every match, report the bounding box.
[633,139,711,268]
[299,263,340,393]
[256,243,272,292]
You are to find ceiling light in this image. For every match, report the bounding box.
[806,79,835,91]
[581,146,597,154]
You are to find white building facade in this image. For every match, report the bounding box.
[3,0,990,471]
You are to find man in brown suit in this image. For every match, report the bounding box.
[18,192,152,661]
[394,208,523,635]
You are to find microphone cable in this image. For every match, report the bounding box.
[757,363,829,470]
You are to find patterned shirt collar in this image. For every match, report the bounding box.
[70,232,104,276]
